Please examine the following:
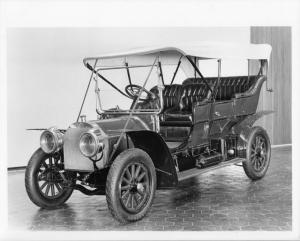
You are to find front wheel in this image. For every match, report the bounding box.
[243,126,271,180]
[25,148,74,209]
[106,148,157,223]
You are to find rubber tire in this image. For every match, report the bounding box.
[25,148,74,209]
[106,148,157,223]
[242,126,271,180]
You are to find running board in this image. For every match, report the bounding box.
[177,158,245,182]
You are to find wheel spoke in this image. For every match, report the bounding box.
[131,164,135,179]
[121,189,130,199]
[131,193,135,208]
[121,185,130,191]
[40,181,48,190]
[54,183,62,193]
[133,193,139,206]
[50,184,55,196]
[125,168,132,180]
[135,192,141,200]
[54,156,59,166]
[122,176,131,185]
[137,171,146,182]
[257,157,262,168]
[42,160,48,169]
[255,136,259,147]
[255,159,260,170]
[125,193,132,208]
[250,156,256,164]
[49,157,53,167]
[135,165,141,179]
[260,137,265,147]
[257,137,262,147]
[45,184,50,196]
[260,157,265,167]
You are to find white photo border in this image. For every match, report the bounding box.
[0,0,299,240]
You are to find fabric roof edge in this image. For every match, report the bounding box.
[83,42,272,64]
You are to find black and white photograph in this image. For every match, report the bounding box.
[0,1,299,240]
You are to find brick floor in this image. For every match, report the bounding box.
[8,146,291,231]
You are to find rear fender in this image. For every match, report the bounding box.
[231,110,274,158]
[126,130,178,189]
[232,110,274,135]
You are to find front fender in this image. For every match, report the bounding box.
[126,130,178,189]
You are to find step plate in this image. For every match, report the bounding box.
[178,158,246,182]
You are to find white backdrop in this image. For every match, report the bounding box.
[7,27,250,167]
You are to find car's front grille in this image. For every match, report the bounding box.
[63,127,95,172]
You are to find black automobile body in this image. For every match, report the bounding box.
[25,43,273,222]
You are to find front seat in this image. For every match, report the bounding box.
[161,83,210,126]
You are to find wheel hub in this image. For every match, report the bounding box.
[129,179,144,193]
[43,168,60,183]
[255,147,262,157]
[136,183,144,193]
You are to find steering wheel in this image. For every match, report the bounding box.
[125,84,155,101]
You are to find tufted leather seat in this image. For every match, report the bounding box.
[161,83,210,126]
[179,83,211,111]
[148,84,183,111]
[183,75,258,101]
[136,84,185,113]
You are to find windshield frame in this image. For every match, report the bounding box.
[83,55,199,115]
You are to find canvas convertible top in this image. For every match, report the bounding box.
[83,42,272,66]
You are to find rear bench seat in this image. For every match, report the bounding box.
[183,75,259,101]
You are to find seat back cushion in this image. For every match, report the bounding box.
[163,84,183,110]
[179,84,210,112]
[183,76,258,101]
[150,84,183,111]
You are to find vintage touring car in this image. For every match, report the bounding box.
[25,42,273,223]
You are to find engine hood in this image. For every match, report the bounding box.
[69,115,150,136]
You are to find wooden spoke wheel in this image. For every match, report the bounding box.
[37,154,66,199]
[250,135,268,172]
[243,126,271,180]
[106,148,156,223]
[119,162,151,214]
[25,148,74,209]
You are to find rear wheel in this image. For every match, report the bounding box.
[25,148,74,208]
[243,126,271,180]
[106,148,156,223]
